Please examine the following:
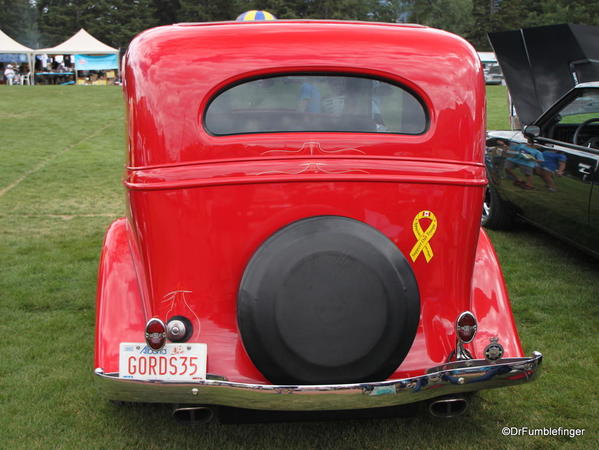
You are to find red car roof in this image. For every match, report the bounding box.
[124,21,485,167]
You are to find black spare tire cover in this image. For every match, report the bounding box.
[238,216,420,385]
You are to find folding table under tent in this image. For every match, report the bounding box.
[33,28,119,85]
[0,29,34,84]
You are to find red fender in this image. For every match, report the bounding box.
[94,218,148,373]
[469,229,525,358]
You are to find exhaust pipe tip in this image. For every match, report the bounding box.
[428,396,468,418]
[173,405,217,424]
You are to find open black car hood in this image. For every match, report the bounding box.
[489,24,599,125]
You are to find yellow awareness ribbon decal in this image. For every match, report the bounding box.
[409,210,437,263]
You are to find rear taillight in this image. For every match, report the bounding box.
[456,311,477,343]
[145,318,166,350]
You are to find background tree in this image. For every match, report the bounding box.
[467,0,492,50]
[559,0,599,27]
[10,0,599,51]
[152,0,180,25]
[100,0,158,47]
[239,0,393,20]
[491,0,539,31]
[37,0,157,48]
[177,0,239,23]
[408,0,474,37]
[0,0,38,47]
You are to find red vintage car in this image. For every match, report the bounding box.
[94,20,541,421]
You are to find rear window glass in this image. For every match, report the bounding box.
[204,75,427,135]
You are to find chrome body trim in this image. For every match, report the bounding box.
[94,352,542,411]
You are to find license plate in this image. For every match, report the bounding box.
[119,343,207,381]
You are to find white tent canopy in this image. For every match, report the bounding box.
[32,28,119,85]
[34,28,118,55]
[1,29,34,85]
[0,28,33,53]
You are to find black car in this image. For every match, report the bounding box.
[484,24,599,258]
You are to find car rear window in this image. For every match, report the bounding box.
[204,75,427,135]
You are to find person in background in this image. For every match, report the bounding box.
[298,79,321,113]
[4,64,15,85]
[501,138,544,190]
[13,64,21,84]
[536,149,566,192]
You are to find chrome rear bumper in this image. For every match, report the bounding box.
[95,352,542,411]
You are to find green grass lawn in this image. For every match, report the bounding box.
[487,85,511,130]
[0,85,597,449]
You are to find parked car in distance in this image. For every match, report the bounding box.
[478,52,504,85]
[94,20,541,422]
[484,24,599,258]
[484,64,504,85]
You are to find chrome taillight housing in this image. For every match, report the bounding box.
[456,311,477,343]
[145,318,167,350]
